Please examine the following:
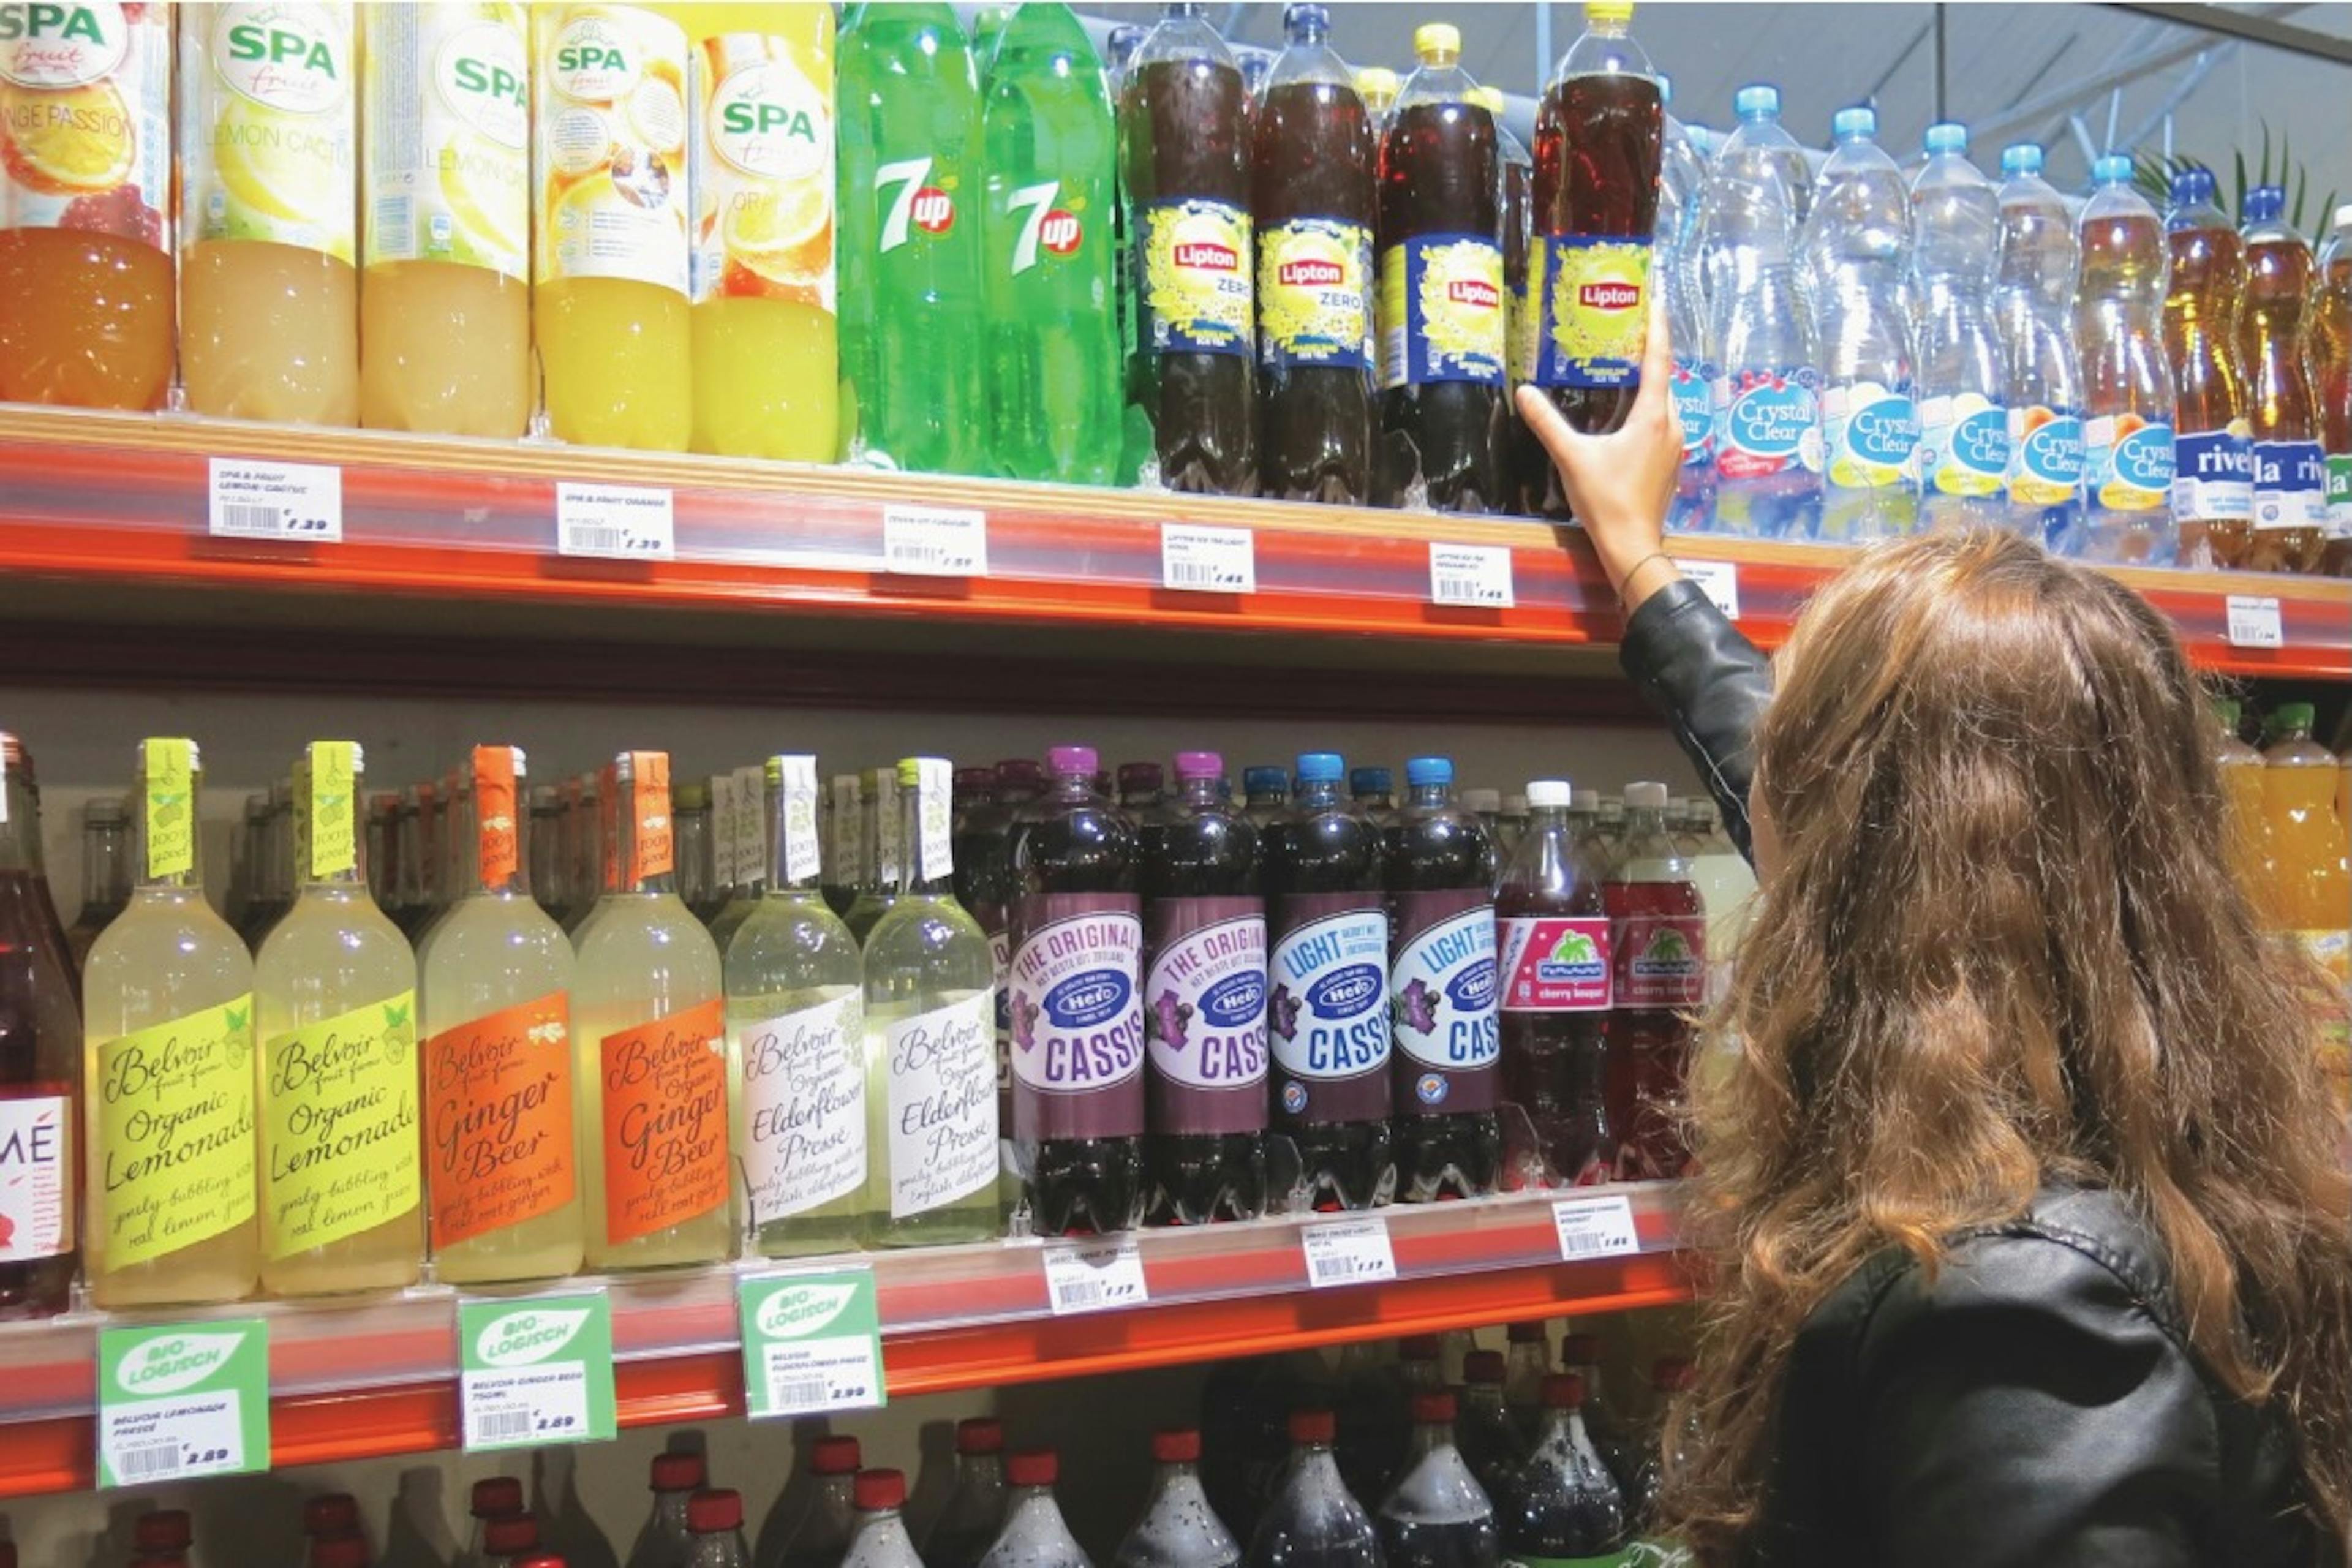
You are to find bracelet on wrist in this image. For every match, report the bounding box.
[1616,549,1676,610]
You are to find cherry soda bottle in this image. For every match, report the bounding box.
[1123,4,1258,494]
[1253,4,1376,503]
[1139,753,1270,1224]
[1495,780,1616,1186]
[2241,184,2328,574]
[1265,752,1395,1210]
[1383,758,1501,1200]
[1010,746,1147,1234]
[1603,782,1703,1181]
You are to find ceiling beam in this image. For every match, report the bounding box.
[2101,2,2352,64]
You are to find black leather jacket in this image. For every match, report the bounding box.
[1619,580,2329,1567]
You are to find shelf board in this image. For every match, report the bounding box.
[0,405,2342,682]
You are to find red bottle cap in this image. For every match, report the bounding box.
[304,1495,360,1536]
[483,1516,539,1556]
[1560,1333,1604,1366]
[651,1452,705,1492]
[812,1435,864,1476]
[1462,1350,1507,1384]
[1289,1409,1337,1444]
[307,1534,368,1568]
[1543,1373,1587,1409]
[1506,1321,1548,1344]
[956,1417,1005,1456]
[472,1478,525,1520]
[854,1469,908,1512]
[135,1513,192,1551]
[1397,1334,1442,1360]
[995,759,1046,793]
[1006,1449,1059,1488]
[514,1558,568,1568]
[1152,1428,1202,1464]
[1653,1356,1696,1392]
[687,1490,743,1534]
[1411,1391,1458,1424]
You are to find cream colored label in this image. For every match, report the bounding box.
[362,1,529,279]
[689,29,834,311]
[535,2,689,295]
[262,992,420,1258]
[97,996,258,1267]
[0,0,172,251]
[181,1,358,263]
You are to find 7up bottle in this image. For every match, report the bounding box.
[1600,782,1701,1182]
[837,2,986,473]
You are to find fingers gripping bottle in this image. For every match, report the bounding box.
[1994,143,2086,551]
[2163,168,2253,566]
[1496,780,1615,1186]
[2240,184,2328,574]
[2075,154,2177,564]
[1911,122,2011,532]
[1602,782,1702,1181]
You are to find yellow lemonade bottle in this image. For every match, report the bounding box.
[178,2,361,424]
[0,1,175,410]
[360,3,534,437]
[2264,704,2351,930]
[681,5,839,459]
[533,4,693,450]
[2212,699,2280,924]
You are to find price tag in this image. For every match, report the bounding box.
[208,458,342,542]
[97,1320,270,1488]
[1679,558,1742,620]
[883,503,988,576]
[737,1268,886,1420]
[557,483,675,560]
[1301,1216,1397,1287]
[458,1292,616,1451]
[1043,1237,1148,1315]
[2225,594,2284,649]
[1430,543,1515,608]
[1552,1194,1642,1262]
[1160,523,1256,593]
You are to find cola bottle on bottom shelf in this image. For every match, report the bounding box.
[1116,1430,1243,1568]
[1603,783,1703,1182]
[980,1452,1095,1568]
[1246,1410,1383,1568]
[925,1420,1010,1568]
[1376,1393,1500,1568]
[1557,1334,1635,1491]
[1629,1357,1699,1541]
[1456,1351,1528,1502]
[762,1436,861,1568]
[1495,780,1616,1186]
[842,1472,927,1568]
[627,1453,705,1568]
[1497,1376,1627,1567]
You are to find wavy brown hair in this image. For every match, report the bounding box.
[1664,529,2352,1561]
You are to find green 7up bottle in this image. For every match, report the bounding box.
[837,4,986,475]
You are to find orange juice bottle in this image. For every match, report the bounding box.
[360,3,533,437]
[2262,703,2351,932]
[178,2,360,424]
[0,1,174,410]
[680,4,838,460]
[2212,698,2279,924]
[533,3,693,450]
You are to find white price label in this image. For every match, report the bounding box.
[1160,523,1257,593]
[1552,1194,1642,1261]
[1301,1216,1397,1287]
[2225,595,2284,649]
[883,504,989,576]
[1043,1238,1148,1316]
[755,1333,882,1416]
[208,458,342,542]
[1679,559,1742,620]
[557,483,675,560]
[461,1362,589,1449]
[1430,543,1515,608]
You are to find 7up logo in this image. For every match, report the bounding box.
[1006,181,1081,274]
[875,157,954,251]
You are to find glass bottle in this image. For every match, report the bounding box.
[0,734,79,1316]
[844,767,903,943]
[925,1419,1009,1568]
[823,773,862,920]
[256,741,423,1296]
[531,785,568,926]
[626,1452,706,1568]
[240,782,295,951]
[67,797,130,969]
[728,755,867,1256]
[576,750,731,1269]
[366,792,398,910]
[674,781,719,924]
[226,792,266,937]
[85,738,260,1308]
[391,782,435,940]
[562,774,604,935]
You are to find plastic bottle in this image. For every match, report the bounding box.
[2241,184,2328,573]
[837,4,986,473]
[2076,154,2177,563]
[1603,782,1702,1182]
[0,0,173,409]
[1556,1333,1634,1489]
[1456,1351,1526,1501]
[1382,757,1501,1200]
[841,1471,925,1568]
[926,1420,1010,1568]
[1355,68,1398,132]
[2313,204,2351,576]
[982,1452,1095,1568]
[467,1478,528,1568]
[1993,143,2086,549]
[1245,1410,1381,1568]
[627,1453,706,1568]
[1501,1321,1550,1442]
[1115,1429,1242,1568]
[132,1510,191,1566]
[178,1,360,423]
[1243,767,1289,831]
[1496,780,1615,1186]
[2264,704,2351,935]
[981,3,1123,485]
[2162,168,2254,566]
[1139,752,1270,1225]
[1121,764,1168,817]
[1377,1392,1499,1568]
[1009,745,1147,1235]
[1349,768,1395,824]
[1627,1357,1698,1545]
[1912,122,2011,530]
[1801,107,1918,542]
[2212,699,2279,927]
[1497,1375,1626,1566]
[1376,24,1506,512]
[1264,752,1395,1210]
[1123,3,1258,494]
[1657,81,1718,532]
[686,1492,750,1568]
[482,1514,541,1568]
[1694,82,1812,306]
[765,1436,861,1568]
[1252,4,1377,504]
[303,1495,363,1558]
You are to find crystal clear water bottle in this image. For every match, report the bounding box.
[1994,142,2086,549]
[1695,82,1813,306]
[1657,75,1717,531]
[2076,153,2177,564]
[1114,1430,1242,1568]
[1911,121,2010,530]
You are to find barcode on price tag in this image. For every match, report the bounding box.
[557,483,674,559]
[1302,1216,1397,1287]
[458,1294,616,1452]
[1161,523,1256,593]
[1552,1195,1642,1261]
[208,458,342,542]
[1044,1238,1148,1315]
[883,503,988,576]
[737,1269,886,1420]
[2225,595,2283,649]
[1680,559,1741,620]
[1430,543,1515,608]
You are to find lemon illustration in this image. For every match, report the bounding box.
[437,129,527,264]
[213,97,339,228]
[723,179,827,282]
[1,78,134,195]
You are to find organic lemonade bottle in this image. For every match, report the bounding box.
[681,4,839,460]
[83,740,260,1308]
[256,742,423,1297]
[178,2,361,424]
[360,3,534,437]
[534,3,695,450]
[0,0,174,410]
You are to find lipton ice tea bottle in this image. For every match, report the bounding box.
[683,4,839,460]
[0,1,173,409]
[535,4,694,450]
[178,2,361,424]
[360,4,533,437]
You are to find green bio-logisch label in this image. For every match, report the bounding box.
[1139,198,1253,358]
[1536,234,1650,391]
[98,995,258,1268]
[737,1268,884,1420]
[361,1,529,279]
[97,1320,271,1488]
[181,1,358,263]
[1256,217,1371,370]
[262,992,420,1259]
[458,1292,617,1450]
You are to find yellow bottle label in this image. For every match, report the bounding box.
[1256,217,1372,371]
[181,1,358,265]
[0,0,171,253]
[1139,198,1253,357]
[534,2,690,296]
[361,1,529,281]
[300,739,358,880]
[690,28,835,311]
[142,737,195,880]
[262,991,420,1259]
[97,995,258,1268]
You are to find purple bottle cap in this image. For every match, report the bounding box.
[1174,751,1223,781]
[1047,745,1099,777]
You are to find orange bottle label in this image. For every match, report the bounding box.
[603,751,673,887]
[424,992,576,1250]
[474,746,519,889]
[598,997,726,1245]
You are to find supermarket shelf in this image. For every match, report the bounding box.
[0,406,2343,682]
[0,1184,1687,1496]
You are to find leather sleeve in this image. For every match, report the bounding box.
[1616,578,1773,864]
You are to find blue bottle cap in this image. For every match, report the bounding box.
[1733,83,1779,120]
[1923,121,1966,154]
[1283,2,1328,38]
[2000,143,2043,176]
[1656,71,1672,107]
[1349,766,1392,795]
[2092,153,2133,185]
[1830,105,1874,142]
[1295,752,1344,785]
[1242,766,1286,794]
[2244,183,2285,222]
[1404,756,1453,787]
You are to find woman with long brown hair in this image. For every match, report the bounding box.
[1517,306,2352,1566]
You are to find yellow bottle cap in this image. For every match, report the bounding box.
[1355,65,1398,100]
[1586,0,1635,22]
[1468,86,1506,116]
[1413,22,1460,62]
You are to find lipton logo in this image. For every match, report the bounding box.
[754,1281,858,1340]
[1280,257,1344,288]
[911,187,954,235]
[1447,278,1501,310]
[1578,280,1640,311]
[474,1307,591,1368]
[115,1332,244,1397]
[1175,241,1238,271]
